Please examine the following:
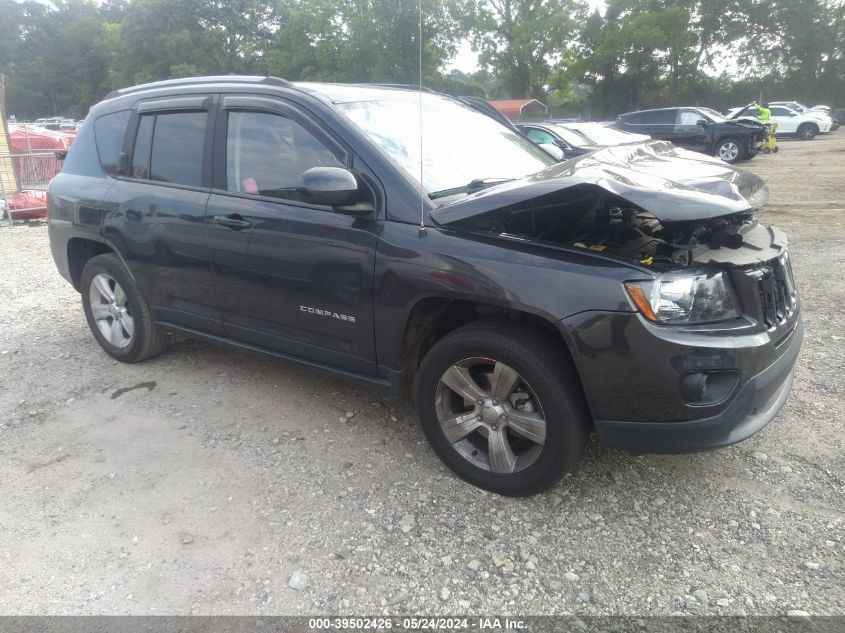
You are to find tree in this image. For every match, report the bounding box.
[3,0,115,118]
[468,0,583,99]
[265,0,471,83]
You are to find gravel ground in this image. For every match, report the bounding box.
[0,135,843,617]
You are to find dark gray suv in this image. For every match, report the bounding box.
[47,76,802,495]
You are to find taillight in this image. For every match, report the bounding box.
[46,177,56,223]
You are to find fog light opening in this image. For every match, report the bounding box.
[680,371,740,406]
[681,373,709,403]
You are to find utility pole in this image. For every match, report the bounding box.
[1,74,22,224]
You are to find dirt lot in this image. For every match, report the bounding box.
[1,135,843,617]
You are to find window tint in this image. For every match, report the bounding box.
[150,112,206,187]
[225,110,343,201]
[641,110,676,124]
[676,110,702,126]
[770,107,791,116]
[131,115,154,179]
[524,128,556,145]
[93,110,130,176]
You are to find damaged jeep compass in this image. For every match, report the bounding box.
[48,77,802,495]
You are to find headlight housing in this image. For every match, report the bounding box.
[625,270,740,325]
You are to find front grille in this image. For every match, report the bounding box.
[752,253,797,328]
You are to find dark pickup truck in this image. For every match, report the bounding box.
[48,77,802,495]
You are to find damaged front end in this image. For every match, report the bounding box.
[430,141,801,449]
[432,141,779,272]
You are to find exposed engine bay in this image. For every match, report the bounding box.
[450,186,766,271]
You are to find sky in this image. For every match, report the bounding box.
[447,0,608,73]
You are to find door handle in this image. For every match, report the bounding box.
[214,214,252,230]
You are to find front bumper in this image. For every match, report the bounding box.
[594,318,802,453]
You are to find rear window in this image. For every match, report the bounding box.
[93,110,130,176]
[130,111,207,187]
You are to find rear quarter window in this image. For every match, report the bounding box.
[93,110,130,176]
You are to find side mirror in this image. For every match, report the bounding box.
[539,143,565,161]
[297,167,358,207]
[696,119,708,126]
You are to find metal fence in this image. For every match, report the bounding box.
[0,149,61,224]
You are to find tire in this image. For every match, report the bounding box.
[716,137,742,163]
[414,321,590,495]
[81,253,168,363]
[797,123,818,140]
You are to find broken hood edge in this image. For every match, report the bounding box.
[431,141,769,226]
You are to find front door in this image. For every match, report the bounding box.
[206,96,380,375]
[769,106,799,134]
[671,109,709,153]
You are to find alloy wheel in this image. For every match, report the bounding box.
[89,273,135,348]
[718,141,739,162]
[434,357,547,474]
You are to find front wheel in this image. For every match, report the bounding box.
[414,322,589,495]
[716,137,742,163]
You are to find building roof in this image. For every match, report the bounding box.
[488,99,548,117]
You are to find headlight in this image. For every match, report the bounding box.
[625,270,740,324]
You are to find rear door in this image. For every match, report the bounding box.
[618,110,677,141]
[206,94,381,375]
[107,95,222,334]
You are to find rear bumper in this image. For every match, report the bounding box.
[594,318,802,453]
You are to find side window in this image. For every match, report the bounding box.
[676,110,702,126]
[770,107,790,116]
[524,128,556,145]
[642,110,676,124]
[225,110,343,201]
[150,112,206,186]
[130,111,206,186]
[624,113,643,124]
[93,110,130,176]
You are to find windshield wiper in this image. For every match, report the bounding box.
[428,177,514,200]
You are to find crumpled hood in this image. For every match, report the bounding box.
[432,140,769,225]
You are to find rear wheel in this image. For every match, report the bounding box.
[716,137,742,163]
[81,253,168,362]
[797,123,818,140]
[415,322,589,495]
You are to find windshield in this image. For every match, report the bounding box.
[335,93,556,198]
[566,124,644,145]
[548,125,596,147]
[697,107,728,122]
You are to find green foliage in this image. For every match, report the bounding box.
[0,0,843,119]
[468,0,583,99]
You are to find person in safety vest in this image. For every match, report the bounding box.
[752,101,771,121]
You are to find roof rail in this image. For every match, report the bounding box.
[104,76,292,100]
[366,83,437,93]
